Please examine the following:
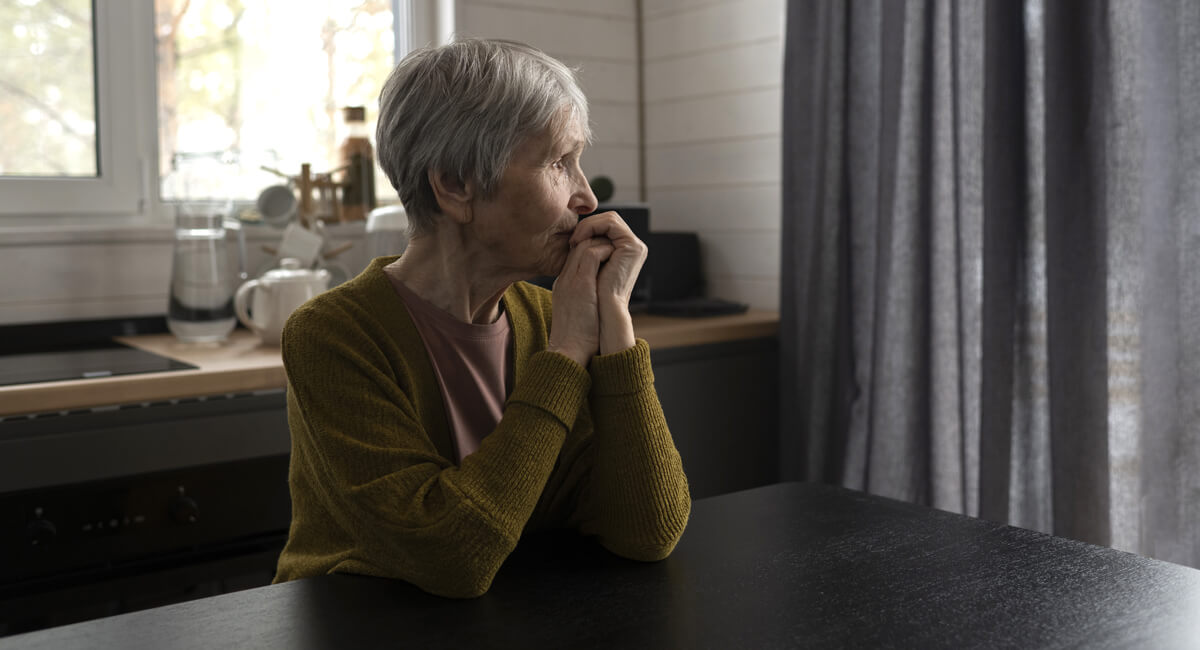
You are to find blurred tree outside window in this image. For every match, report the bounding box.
[0,0,401,205]
[0,0,97,178]
[156,0,398,201]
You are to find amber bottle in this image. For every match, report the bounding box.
[338,106,376,221]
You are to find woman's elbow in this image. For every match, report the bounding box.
[602,534,682,562]
[616,541,677,562]
[374,529,516,599]
[604,498,691,562]
[410,560,501,598]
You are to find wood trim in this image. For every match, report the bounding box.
[0,311,778,416]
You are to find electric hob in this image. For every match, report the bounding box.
[0,341,197,387]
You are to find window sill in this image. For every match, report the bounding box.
[0,216,365,246]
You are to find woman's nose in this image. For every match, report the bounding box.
[570,174,598,215]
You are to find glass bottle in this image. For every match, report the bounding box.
[338,106,376,222]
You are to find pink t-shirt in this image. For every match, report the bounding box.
[386,272,512,463]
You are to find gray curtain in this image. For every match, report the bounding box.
[780,0,1200,568]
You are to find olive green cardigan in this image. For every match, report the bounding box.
[273,257,691,597]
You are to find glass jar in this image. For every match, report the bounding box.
[167,203,238,342]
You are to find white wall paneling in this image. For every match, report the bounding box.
[645,136,780,188]
[587,102,641,146]
[642,0,785,61]
[707,274,779,311]
[568,58,640,103]
[457,4,637,61]
[639,0,784,309]
[644,88,781,145]
[583,144,641,201]
[467,0,635,20]
[646,183,780,232]
[643,39,782,102]
[0,225,368,325]
[698,230,781,278]
[642,0,727,20]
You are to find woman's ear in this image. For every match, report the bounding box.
[428,169,475,224]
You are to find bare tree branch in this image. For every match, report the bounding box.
[0,77,91,143]
[177,34,241,59]
[38,0,90,27]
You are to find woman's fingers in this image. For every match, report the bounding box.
[547,237,615,366]
[570,212,635,247]
[559,237,613,284]
[569,214,647,303]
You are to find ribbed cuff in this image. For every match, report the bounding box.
[457,404,568,534]
[508,350,591,429]
[590,339,654,396]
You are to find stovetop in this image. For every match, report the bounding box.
[0,316,198,387]
[0,341,197,387]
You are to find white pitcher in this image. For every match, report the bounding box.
[234,258,330,346]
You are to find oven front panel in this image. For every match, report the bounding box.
[0,390,293,634]
[0,455,291,587]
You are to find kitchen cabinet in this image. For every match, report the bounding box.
[652,336,779,499]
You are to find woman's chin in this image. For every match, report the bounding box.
[534,239,571,277]
[538,255,567,278]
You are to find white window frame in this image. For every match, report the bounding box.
[1,2,147,217]
[0,0,448,223]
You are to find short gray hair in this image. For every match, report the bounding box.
[376,38,592,236]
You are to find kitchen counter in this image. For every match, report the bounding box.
[0,311,778,417]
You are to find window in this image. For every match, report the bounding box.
[0,0,434,218]
[0,0,96,177]
[156,0,405,202]
[0,2,142,215]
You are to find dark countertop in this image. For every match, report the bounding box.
[3,481,1199,649]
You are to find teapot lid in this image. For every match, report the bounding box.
[262,258,330,283]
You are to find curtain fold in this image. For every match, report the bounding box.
[781,0,1200,568]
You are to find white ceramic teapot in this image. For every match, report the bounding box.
[234,258,330,346]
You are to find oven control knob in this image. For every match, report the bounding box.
[170,495,200,524]
[27,519,57,547]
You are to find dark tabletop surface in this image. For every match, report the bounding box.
[4,481,1199,649]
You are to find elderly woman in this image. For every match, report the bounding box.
[273,39,691,597]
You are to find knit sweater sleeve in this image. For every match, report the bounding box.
[571,339,691,560]
[277,301,589,598]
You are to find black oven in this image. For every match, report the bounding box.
[0,319,292,636]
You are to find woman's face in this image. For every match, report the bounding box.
[468,113,598,278]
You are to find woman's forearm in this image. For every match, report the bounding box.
[581,342,691,559]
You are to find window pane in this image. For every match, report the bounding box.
[0,0,97,178]
[155,0,397,201]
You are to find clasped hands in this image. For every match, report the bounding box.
[547,212,646,367]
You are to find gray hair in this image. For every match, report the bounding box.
[376,38,592,236]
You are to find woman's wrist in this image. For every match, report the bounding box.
[547,343,592,368]
[598,298,635,355]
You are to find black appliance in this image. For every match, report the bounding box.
[644,232,748,317]
[0,341,197,386]
[0,318,292,637]
[646,231,704,302]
